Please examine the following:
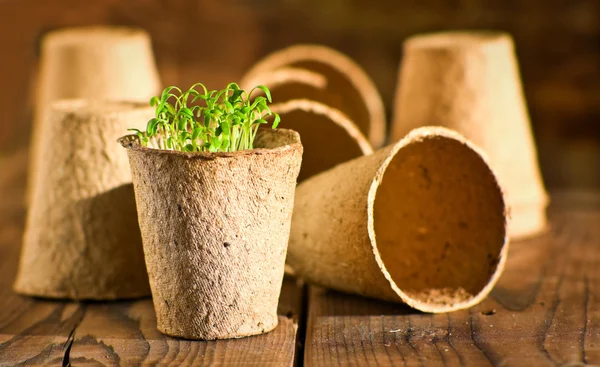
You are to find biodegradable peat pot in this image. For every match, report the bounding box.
[288,127,508,312]
[29,26,161,200]
[120,129,303,340]
[14,100,152,300]
[241,66,328,92]
[270,99,373,182]
[390,31,548,239]
[242,44,386,147]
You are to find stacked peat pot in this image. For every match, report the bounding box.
[241,44,387,149]
[28,26,161,201]
[241,45,386,182]
[16,26,161,301]
[15,100,153,299]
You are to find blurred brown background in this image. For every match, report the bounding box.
[0,0,598,189]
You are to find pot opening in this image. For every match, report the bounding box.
[270,100,372,181]
[372,136,506,308]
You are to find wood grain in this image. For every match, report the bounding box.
[304,196,600,366]
[0,149,304,367]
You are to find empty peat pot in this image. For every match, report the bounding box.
[241,67,328,94]
[120,129,303,340]
[270,99,373,182]
[29,26,161,200]
[391,31,548,239]
[242,44,386,147]
[14,100,152,300]
[288,127,508,312]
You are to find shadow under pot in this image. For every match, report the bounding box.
[119,129,303,340]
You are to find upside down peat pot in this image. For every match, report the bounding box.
[391,31,548,239]
[14,100,152,300]
[120,129,303,340]
[29,26,161,201]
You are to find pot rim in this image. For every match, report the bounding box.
[118,128,302,160]
[366,126,509,312]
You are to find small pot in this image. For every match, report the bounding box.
[29,26,161,202]
[14,99,152,300]
[120,129,303,340]
[242,44,386,148]
[288,126,508,313]
[390,31,548,239]
[270,99,373,182]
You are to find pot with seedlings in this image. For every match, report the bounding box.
[120,83,303,340]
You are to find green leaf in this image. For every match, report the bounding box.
[255,85,272,102]
[250,96,267,110]
[177,118,188,131]
[227,82,240,91]
[221,120,230,133]
[192,127,202,140]
[272,113,281,129]
[224,100,234,113]
[179,131,191,141]
[179,107,194,118]
[165,103,176,115]
[228,89,244,103]
[147,118,160,136]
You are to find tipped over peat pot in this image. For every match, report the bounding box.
[391,31,548,239]
[242,44,386,148]
[288,127,508,312]
[14,100,152,300]
[270,99,373,182]
[120,129,303,340]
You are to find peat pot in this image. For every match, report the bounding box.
[14,100,152,300]
[391,31,548,239]
[270,99,373,182]
[120,129,303,339]
[289,127,508,313]
[29,26,161,201]
[242,44,386,148]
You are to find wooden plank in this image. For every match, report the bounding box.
[304,197,600,366]
[0,148,305,366]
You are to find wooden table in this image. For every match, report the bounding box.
[1,148,599,366]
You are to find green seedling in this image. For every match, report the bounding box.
[129,82,280,152]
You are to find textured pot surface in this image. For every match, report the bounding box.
[121,129,302,340]
[289,126,508,313]
[242,44,386,148]
[391,31,548,239]
[270,99,372,182]
[15,100,152,300]
[29,26,161,201]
